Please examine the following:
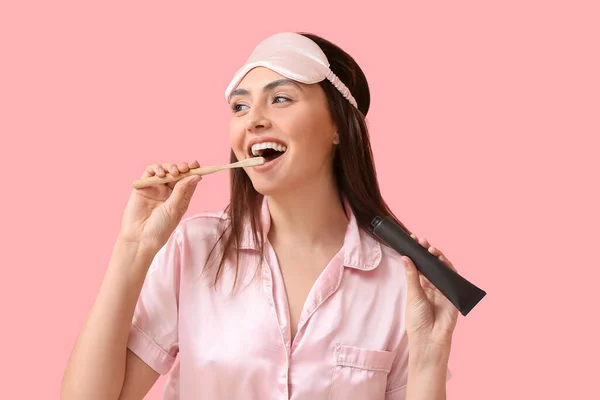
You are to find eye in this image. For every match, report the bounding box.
[231,103,248,113]
[273,96,291,104]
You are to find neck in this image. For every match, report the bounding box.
[266,174,349,250]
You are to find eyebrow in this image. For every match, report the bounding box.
[228,79,302,102]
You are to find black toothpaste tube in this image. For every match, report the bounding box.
[371,216,486,316]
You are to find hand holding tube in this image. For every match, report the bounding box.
[372,216,486,316]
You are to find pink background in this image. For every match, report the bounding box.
[1,1,598,399]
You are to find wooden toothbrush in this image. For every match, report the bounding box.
[132,157,265,189]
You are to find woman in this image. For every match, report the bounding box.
[61,32,459,400]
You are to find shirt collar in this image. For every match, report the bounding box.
[236,195,382,271]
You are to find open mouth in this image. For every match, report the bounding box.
[248,141,287,162]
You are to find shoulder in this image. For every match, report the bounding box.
[350,229,408,291]
[355,228,407,275]
[379,243,405,269]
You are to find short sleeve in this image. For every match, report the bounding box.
[126,230,182,375]
[385,333,453,400]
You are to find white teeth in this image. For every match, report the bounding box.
[250,141,287,156]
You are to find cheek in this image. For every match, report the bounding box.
[290,120,333,158]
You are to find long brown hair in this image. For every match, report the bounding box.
[205,32,410,288]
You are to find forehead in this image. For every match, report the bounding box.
[236,67,298,89]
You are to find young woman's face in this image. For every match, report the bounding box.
[228,67,338,196]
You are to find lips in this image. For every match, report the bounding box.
[246,137,288,158]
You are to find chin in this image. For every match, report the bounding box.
[250,180,280,197]
[248,176,290,198]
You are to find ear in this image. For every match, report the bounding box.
[333,131,340,144]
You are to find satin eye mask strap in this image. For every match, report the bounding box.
[324,69,358,109]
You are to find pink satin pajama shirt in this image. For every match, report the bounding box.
[127,197,451,399]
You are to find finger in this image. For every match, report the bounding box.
[165,163,180,176]
[426,245,457,272]
[141,164,162,179]
[428,246,442,257]
[177,161,191,173]
[439,254,457,272]
[141,165,154,179]
[189,160,200,169]
[154,164,167,177]
[419,273,433,290]
[418,236,431,249]
[156,162,175,176]
[168,162,195,189]
[165,175,202,218]
[402,256,426,302]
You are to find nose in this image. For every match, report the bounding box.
[244,108,272,132]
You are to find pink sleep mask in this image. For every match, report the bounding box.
[225,32,358,109]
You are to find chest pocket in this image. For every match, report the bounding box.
[328,344,396,400]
